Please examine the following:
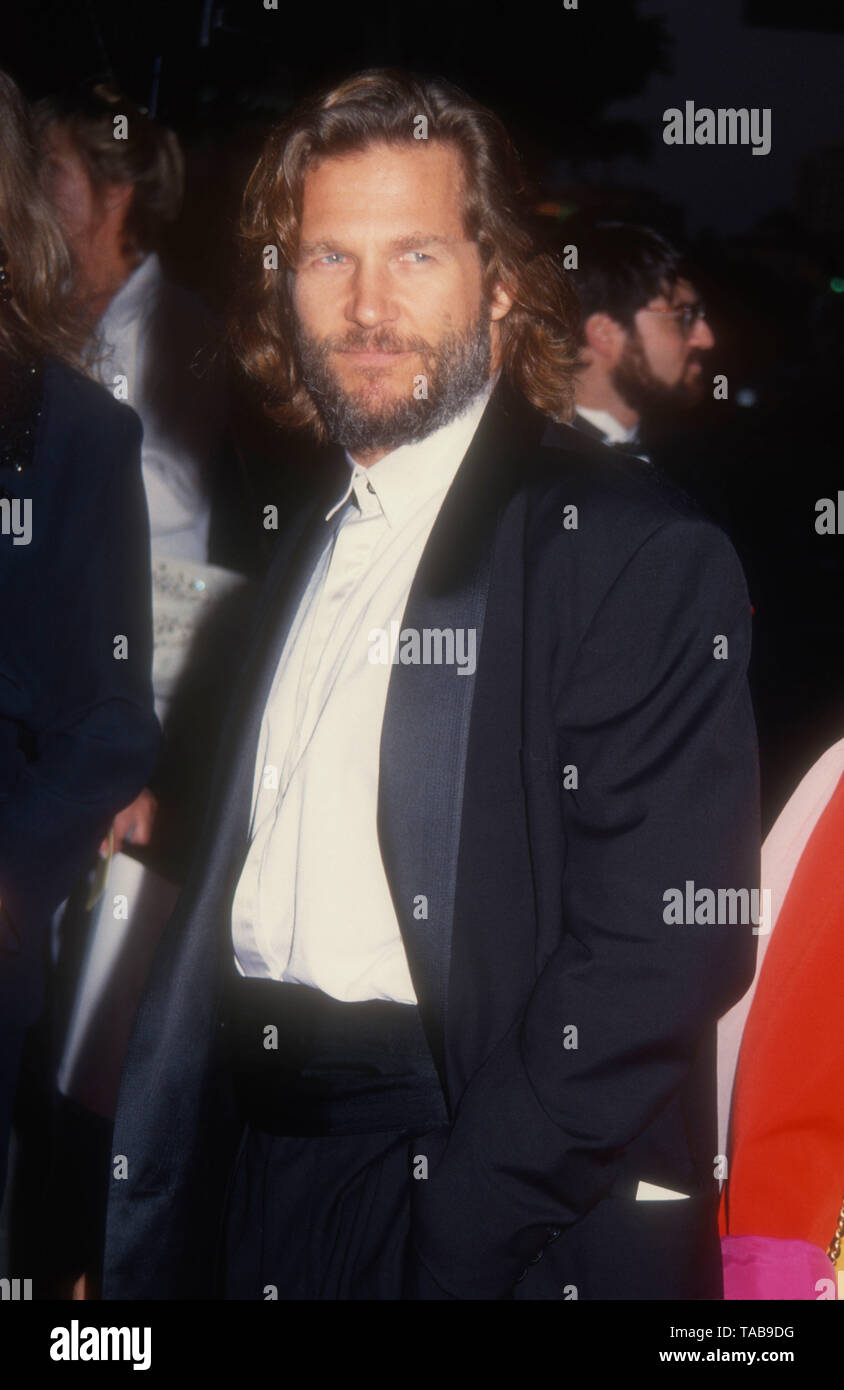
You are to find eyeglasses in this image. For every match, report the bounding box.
[640,302,707,336]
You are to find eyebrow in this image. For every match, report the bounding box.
[298,233,457,258]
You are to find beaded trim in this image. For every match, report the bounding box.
[0,356,44,475]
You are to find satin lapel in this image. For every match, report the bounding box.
[377,381,548,1094]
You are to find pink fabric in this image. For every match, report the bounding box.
[722,1235,837,1300]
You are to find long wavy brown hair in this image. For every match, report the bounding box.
[229,68,581,435]
[0,70,87,366]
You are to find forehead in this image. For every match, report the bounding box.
[299,140,467,240]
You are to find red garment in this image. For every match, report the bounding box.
[720,770,844,1249]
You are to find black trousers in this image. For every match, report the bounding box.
[221,1124,422,1300]
[219,975,451,1301]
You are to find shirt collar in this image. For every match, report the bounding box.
[325,373,497,526]
[100,253,163,333]
[575,405,639,447]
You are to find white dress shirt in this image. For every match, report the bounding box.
[231,377,495,1002]
[95,253,217,561]
[574,406,652,464]
[574,405,639,447]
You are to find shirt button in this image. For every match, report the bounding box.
[366,480,375,494]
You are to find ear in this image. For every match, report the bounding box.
[488,279,514,323]
[583,311,626,363]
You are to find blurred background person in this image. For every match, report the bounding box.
[0,68,159,1208]
[569,221,714,463]
[35,84,253,853]
[36,83,217,564]
[6,82,255,1298]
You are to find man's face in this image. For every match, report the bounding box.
[39,122,98,261]
[291,140,509,458]
[612,277,715,411]
[39,122,134,307]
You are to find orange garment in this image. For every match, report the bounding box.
[720,769,844,1250]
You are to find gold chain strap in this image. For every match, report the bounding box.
[827,1194,844,1265]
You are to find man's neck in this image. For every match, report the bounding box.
[81,236,145,326]
[348,443,390,469]
[575,368,639,432]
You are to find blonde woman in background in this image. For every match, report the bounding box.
[0,69,158,1209]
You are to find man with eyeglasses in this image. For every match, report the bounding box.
[570,222,713,464]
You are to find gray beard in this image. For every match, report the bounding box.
[294,314,493,455]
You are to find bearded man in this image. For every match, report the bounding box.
[571,222,715,464]
[103,70,759,1302]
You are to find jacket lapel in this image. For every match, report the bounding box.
[377,380,548,1094]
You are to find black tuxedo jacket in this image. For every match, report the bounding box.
[103,378,759,1300]
[0,358,160,1032]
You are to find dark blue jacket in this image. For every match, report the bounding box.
[0,356,160,1031]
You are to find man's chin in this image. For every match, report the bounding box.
[680,376,706,406]
[335,366,417,410]
[335,357,416,393]
[298,316,492,451]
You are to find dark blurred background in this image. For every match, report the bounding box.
[3,0,843,828]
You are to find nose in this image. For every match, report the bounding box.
[690,315,715,351]
[345,258,396,330]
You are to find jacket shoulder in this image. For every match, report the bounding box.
[510,416,746,608]
[39,358,143,489]
[41,357,143,458]
[533,419,705,532]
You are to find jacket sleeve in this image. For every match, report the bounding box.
[408,516,760,1299]
[0,406,160,927]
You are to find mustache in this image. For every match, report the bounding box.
[325,329,434,355]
